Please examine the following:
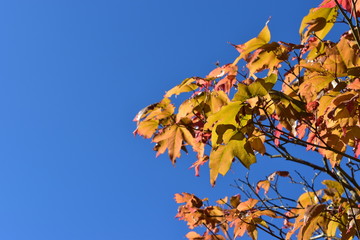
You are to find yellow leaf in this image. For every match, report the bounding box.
[230,195,241,208]
[237,198,258,211]
[233,23,271,65]
[297,192,319,208]
[322,179,344,199]
[298,204,326,240]
[254,210,279,218]
[300,7,337,42]
[249,136,266,155]
[133,120,159,138]
[216,196,228,205]
[209,91,230,113]
[165,78,198,98]
[209,132,256,185]
[326,219,339,238]
[204,101,243,131]
[233,84,251,102]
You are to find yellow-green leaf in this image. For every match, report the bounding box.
[233,84,251,102]
[204,102,243,131]
[209,132,256,185]
[234,23,271,63]
[322,179,344,198]
[300,7,337,42]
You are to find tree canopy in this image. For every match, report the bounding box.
[134,0,360,239]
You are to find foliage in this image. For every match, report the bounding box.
[134,0,360,239]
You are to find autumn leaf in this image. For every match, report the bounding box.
[318,0,360,17]
[153,125,198,163]
[133,119,159,138]
[256,180,270,194]
[267,171,290,181]
[204,101,244,131]
[185,231,204,240]
[298,204,326,240]
[165,78,199,98]
[233,23,271,65]
[174,193,203,208]
[230,194,241,208]
[322,179,344,199]
[300,7,337,42]
[209,132,256,185]
[237,198,258,211]
[216,196,228,205]
[297,192,320,208]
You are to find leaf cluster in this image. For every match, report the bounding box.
[134,1,360,239]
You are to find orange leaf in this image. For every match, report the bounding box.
[185,231,204,240]
[237,198,258,211]
[256,180,270,194]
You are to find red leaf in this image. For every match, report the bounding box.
[274,123,283,146]
[306,101,319,112]
[355,140,360,158]
[296,123,307,140]
[306,132,316,151]
[318,0,360,17]
[190,156,209,177]
[348,78,360,90]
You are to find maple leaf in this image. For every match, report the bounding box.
[153,125,197,164]
[233,23,271,65]
[300,7,338,42]
[185,231,204,240]
[209,132,256,186]
[165,78,199,98]
[318,0,360,17]
[174,192,203,208]
[133,119,159,138]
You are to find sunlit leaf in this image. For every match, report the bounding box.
[165,78,199,98]
[237,198,258,211]
[256,180,270,194]
[185,231,204,240]
[209,132,256,185]
[133,119,159,138]
[300,7,337,42]
[233,23,271,64]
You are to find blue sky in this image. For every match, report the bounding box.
[0,1,323,239]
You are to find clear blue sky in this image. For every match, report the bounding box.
[0,1,321,239]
